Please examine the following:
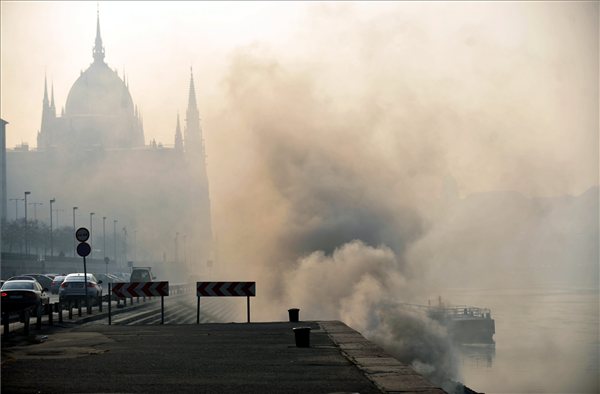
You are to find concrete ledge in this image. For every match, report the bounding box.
[319,321,447,394]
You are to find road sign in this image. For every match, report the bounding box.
[77,242,91,257]
[197,282,256,297]
[104,257,110,264]
[75,227,90,242]
[111,282,169,298]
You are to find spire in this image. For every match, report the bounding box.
[43,73,49,107]
[93,6,105,63]
[50,82,56,110]
[174,113,183,152]
[187,67,198,111]
[184,67,204,157]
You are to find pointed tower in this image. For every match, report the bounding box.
[174,113,183,153]
[38,74,55,149]
[183,68,213,268]
[184,68,205,158]
[93,9,105,64]
[50,82,56,116]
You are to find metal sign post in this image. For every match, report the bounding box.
[75,227,91,314]
[108,283,112,325]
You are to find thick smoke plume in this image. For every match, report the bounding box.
[202,3,597,390]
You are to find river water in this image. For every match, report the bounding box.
[441,287,599,394]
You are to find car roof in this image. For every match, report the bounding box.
[8,276,37,280]
[64,273,97,280]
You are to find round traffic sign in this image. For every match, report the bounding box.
[75,227,90,242]
[77,242,91,257]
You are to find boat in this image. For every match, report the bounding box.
[398,296,496,344]
[428,303,495,344]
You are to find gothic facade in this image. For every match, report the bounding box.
[5,13,213,277]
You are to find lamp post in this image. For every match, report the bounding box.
[49,198,55,257]
[133,229,137,262]
[89,212,95,259]
[123,226,128,265]
[72,206,78,257]
[103,216,107,273]
[28,202,43,221]
[183,234,187,267]
[174,232,179,264]
[113,219,118,267]
[9,198,23,220]
[24,191,31,255]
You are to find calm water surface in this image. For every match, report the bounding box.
[442,287,599,394]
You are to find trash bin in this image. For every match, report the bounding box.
[293,327,311,347]
[288,308,300,322]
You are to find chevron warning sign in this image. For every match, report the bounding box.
[196,282,255,297]
[112,281,169,298]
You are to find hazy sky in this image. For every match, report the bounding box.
[1,1,598,197]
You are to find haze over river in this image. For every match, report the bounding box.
[444,287,599,394]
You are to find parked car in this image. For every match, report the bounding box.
[1,279,50,316]
[50,275,67,294]
[19,274,53,290]
[59,273,103,305]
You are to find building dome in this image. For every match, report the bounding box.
[45,12,145,150]
[65,61,134,117]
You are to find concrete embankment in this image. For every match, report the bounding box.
[2,320,446,393]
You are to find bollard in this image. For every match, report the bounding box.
[58,302,63,323]
[292,327,311,348]
[77,300,82,317]
[36,306,42,329]
[2,312,9,336]
[68,301,73,319]
[47,304,53,326]
[98,295,103,312]
[288,308,300,322]
[22,310,30,335]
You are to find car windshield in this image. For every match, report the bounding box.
[53,276,66,282]
[2,281,35,290]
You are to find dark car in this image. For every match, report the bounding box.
[8,274,53,290]
[1,280,50,316]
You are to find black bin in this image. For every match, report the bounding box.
[293,327,311,347]
[288,308,300,322]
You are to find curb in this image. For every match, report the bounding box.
[319,321,447,394]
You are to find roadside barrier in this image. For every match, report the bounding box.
[109,282,169,325]
[196,282,256,324]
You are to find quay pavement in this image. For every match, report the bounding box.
[2,320,446,393]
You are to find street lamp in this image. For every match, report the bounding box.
[123,226,128,265]
[113,219,118,266]
[183,234,187,267]
[9,198,23,220]
[103,216,107,273]
[89,212,95,259]
[49,198,55,257]
[133,229,137,262]
[72,206,78,257]
[174,232,179,264]
[24,191,31,255]
[28,202,43,221]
